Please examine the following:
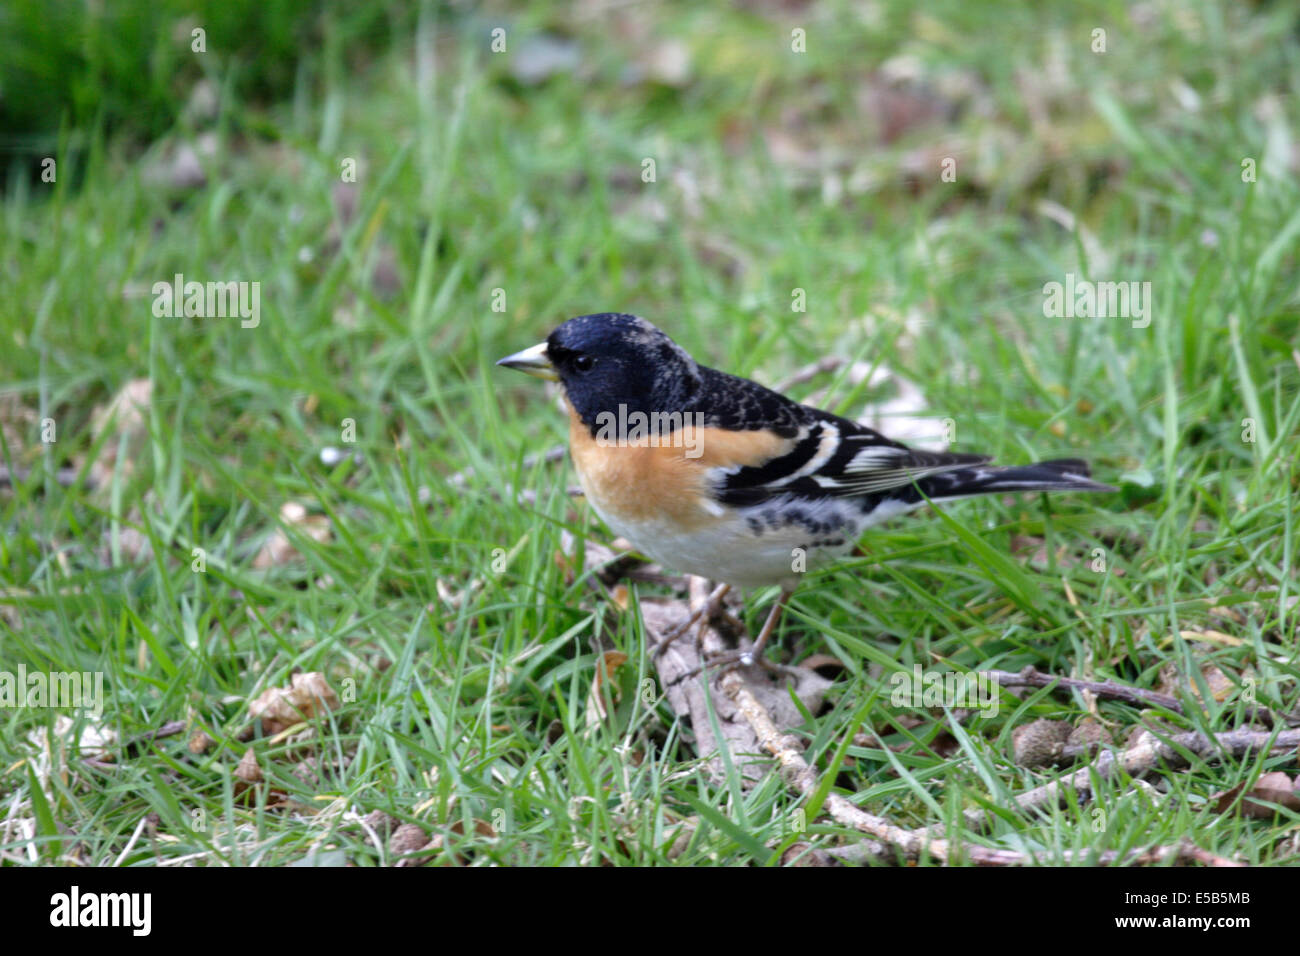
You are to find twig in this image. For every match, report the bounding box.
[985,665,1300,728]
[1008,726,1300,818]
[121,720,187,758]
[984,666,1185,714]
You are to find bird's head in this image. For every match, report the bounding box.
[496,313,701,428]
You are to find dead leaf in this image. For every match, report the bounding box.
[644,598,832,783]
[1157,662,1237,703]
[927,730,961,759]
[248,672,340,735]
[801,653,847,679]
[28,715,118,761]
[391,824,428,852]
[610,584,630,612]
[1213,772,1300,818]
[361,810,398,837]
[291,757,320,787]
[586,651,629,726]
[235,748,262,784]
[447,819,497,840]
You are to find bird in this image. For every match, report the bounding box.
[497,313,1114,672]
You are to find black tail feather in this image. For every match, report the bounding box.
[911,458,1116,502]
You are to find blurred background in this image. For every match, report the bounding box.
[2,1,1296,451]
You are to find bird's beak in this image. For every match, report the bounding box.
[495,341,558,381]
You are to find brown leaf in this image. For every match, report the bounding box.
[248,672,340,735]
[1156,662,1237,703]
[609,584,630,612]
[586,651,629,726]
[801,654,847,679]
[235,748,262,784]
[393,836,442,867]
[447,819,497,840]
[291,757,320,787]
[1213,772,1300,818]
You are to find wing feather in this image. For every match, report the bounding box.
[713,404,988,505]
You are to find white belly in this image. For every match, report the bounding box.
[586,493,869,590]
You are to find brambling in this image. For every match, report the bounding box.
[498,313,1114,670]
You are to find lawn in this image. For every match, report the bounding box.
[1,0,1297,866]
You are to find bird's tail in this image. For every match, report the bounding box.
[910,458,1116,503]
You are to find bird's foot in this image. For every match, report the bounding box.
[680,645,792,682]
[653,582,731,657]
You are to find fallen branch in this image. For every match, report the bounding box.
[985,665,1300,728]
[727,665,1251,866]
[984,666,1185,714]
[1007,726,1300,819]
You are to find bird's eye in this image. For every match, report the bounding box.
[574,354,595,372]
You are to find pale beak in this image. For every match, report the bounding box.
[496,341,558,381]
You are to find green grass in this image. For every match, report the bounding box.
[1,0,1297,865]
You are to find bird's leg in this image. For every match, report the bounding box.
[735,589,791,669]
[685,589,793,679]
[653,582,730,656]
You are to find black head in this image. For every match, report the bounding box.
[498,313,702,429]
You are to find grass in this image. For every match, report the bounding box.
[0,0,1297,866]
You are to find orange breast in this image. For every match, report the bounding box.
[565,401,792,531]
